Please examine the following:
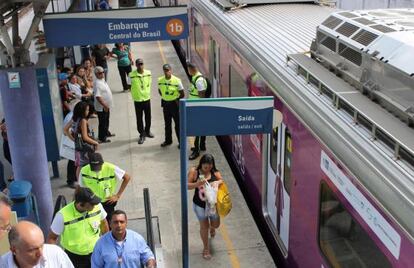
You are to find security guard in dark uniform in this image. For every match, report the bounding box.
[158,64,184,147]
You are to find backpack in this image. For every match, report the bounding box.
[216,181,232,217]
[192,75,212,98]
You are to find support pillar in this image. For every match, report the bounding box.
[0,67,53,233]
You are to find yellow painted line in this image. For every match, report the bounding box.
[219,223,241,268]
[157,40,241,267]
[158,41,167,64]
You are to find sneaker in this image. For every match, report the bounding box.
[200,146,206,151]
[107,132,116,137]
[146,132,155,138]
[189,151,200,160]
[138,135,145,144]
[67,182,78,189]
[161,141,172,147]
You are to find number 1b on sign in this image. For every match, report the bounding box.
[166,19,184,36]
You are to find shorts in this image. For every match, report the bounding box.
[193,203,219,221]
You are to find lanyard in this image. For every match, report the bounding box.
[113,238,125,267]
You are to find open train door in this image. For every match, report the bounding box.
[265,111,291,256]
[208,38,220,97]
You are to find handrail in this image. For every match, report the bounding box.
[143,188,155,257]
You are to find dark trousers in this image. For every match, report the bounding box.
[65,250,92,268]
[162,100,180,143]
[134,100,151,136]
[67,160,76,184]
[102,200,117,224]
[3,141,11,165]
[117,65,132,91]
[97,110,110,141]
[194,136,206,152]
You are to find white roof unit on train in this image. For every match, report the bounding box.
[212,0,318,10]
[319,9,414,76]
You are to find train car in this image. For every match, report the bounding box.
[185,0,414,267]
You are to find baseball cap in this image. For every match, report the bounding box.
[89,153,104,172]
[94,66,104,74]
[136,58,144,65]
[58,73,68,81]
[163,64,171,70]
[75,187,101,205]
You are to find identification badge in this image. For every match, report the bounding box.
[104,187,110,198]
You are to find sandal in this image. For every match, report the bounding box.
[202,249,212,260]
[210,228,216,238]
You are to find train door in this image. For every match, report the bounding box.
[208,38,220,97]
[266,122,291,255]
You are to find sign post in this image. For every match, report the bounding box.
[42,7,189,47]
[179,97,274,267]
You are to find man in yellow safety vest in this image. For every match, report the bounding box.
[158,63,184,148]
[47,187,108,268]
[79,152,131,222]
[129,58,154,144]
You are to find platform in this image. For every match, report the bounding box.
[50,39,275,267]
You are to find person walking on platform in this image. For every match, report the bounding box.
[79,153,131,223]
[94,66,114,143]
[129,58,154,144]
[187,154,223,260]
[158,63,184,148]
[187,62,208,160]
[2,221,74,267]
[111,43,133,92]
[47,187,109,268]
[91,210,156,268]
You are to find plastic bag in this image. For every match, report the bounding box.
[204,181,218,216]
[217,181,232,217]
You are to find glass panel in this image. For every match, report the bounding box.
[283,128,292,195]
[230,65,247,97]
[270,127,279,173]
[319,183,392,268]
[194,20,204,59]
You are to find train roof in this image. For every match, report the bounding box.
[191,0,414,239]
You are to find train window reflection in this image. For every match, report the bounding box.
[194,20,204,59]
[319,183,391,268]
[283,128,292,195]
[270,127,278,173]
[230,65,247,97]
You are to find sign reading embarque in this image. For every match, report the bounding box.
[42,7,188,47]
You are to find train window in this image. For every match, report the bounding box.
[229,65,247,97]
[270,127,278,173]
[194,20,204,59]
[283,128,292,195]
[319,183,392,268]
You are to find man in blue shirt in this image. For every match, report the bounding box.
[91,210,156,268]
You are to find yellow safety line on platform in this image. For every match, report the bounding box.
[157,40,241,268]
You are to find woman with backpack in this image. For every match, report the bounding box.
[187,154,223,260]
[64,101,99,183]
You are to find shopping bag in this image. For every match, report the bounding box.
[60,134,75,161]
[217,181,232,217]
[204,181,218,216]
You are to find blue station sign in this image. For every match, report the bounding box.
[185,97,274,136]
[42,6,188,47]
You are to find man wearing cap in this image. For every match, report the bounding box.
[129,58,154,144]
[187,62,208,160]
[158,63,184,148]
[47,187,109,268]
[94,66,114,143]
[79,152,131,222]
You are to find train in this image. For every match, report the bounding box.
[178,0,414,267]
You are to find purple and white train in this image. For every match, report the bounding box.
[179,0,414,267]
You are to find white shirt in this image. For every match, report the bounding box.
[1,244,74,268]
[195,77,206,92]
[50,203,107,235]
[78,165,126,188]
[94,78,113,112]
[68,82,82,99]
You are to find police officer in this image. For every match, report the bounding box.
[187,62,208,160]
[47,187,109,268]
[79,152,131,222]
[158,64,184,148]
[129,58,154,144]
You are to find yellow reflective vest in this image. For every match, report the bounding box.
[129,69,152,102]
[189,72,207,99]
[81,162,117,202]
[59,202,102,255]
[158,75,182,101]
